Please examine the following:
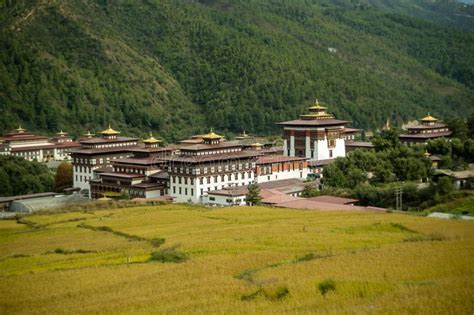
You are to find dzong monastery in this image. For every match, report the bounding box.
[0,101,452,206]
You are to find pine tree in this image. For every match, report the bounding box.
[246,182,262,206]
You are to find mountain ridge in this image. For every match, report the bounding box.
[0,0,472,141]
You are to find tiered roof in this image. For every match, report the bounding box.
[278,99,349,127]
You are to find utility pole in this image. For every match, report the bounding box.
[394,187,403,211]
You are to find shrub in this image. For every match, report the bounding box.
[318,279,336,296]
[264,286,289,300]
[149,247,188,263]
[150,238,165,247]
[241,286,289,301]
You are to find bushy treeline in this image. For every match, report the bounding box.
[426,116,474,169]
[323,146,432,188]
[0,156,54,197]
[0,0,473,140]
[320,118,474,210]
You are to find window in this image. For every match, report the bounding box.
[179,187,182,194]
[185,188,188,195]
[173,187,176,194]
[207,177,211,184]
[191,189,194,196]
[190,178,194,185]
[200,188,203,195]
[200,177,204,185]
[209,197,215,201]
[329,150,333,158]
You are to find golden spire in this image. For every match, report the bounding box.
[57,130,67,136]
[16,125,26,133]
[202,129,224,140]
[420,113,438,122]
[308,98,328,111]
[250,142,263,149]
[143,132,162,144]
[100,124,120,135]
[83,131,95,138]
[302,99,334,120]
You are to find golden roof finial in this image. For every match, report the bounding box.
[83,131,95,138]
[16,125,26,133]
[100,124,120,135]
[202,129,223,140]
[143,131,161,144]
[420,113,438,122]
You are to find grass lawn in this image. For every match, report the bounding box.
[0,204,473,314]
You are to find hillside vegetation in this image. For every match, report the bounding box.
[0,0,473,140]
[0,204,473,313]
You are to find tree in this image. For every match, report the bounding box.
[246,182,262,206]
[302,184,320,198]
[447,118,469,140]
[372,128,400,151]
[54,162,73,193]
[437,177,454,195]
[0,156,54,196]
[468,114,474,139]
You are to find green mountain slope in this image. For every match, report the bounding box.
[0,0,473,140]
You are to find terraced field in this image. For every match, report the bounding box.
[0,204,473,314]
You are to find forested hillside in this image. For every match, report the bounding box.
[0,0,473,141]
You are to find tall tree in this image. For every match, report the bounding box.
[54,162,73,193]
[246,182,262,206]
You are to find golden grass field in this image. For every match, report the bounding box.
[0,204,473,314]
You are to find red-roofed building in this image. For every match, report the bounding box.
[0,127,80,162]
[399,114,451,145]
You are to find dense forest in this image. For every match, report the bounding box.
[0,156,54,196]
[0,0,473,141]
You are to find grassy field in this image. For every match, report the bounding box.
[0,204,473,314]
[426,195,474,216]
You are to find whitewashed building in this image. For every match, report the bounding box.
[161,131,262,203]
[278,100,349,161]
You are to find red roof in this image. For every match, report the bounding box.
[179,142,242,151]
[99,173,146,179]
[261,194,301,204]
[344,128,360,133]
[11,144,56,152]
[399,131,452,139]
[274,199,384,212]
[161,150,262,164]
[79,136,139,144]
[307,196,358,205]
[277,119,349,127]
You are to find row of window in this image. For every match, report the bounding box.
[171,181,253,197]
[83,142,137,149]
[171,172,254,185]
[14,151,40,156]
[181,148,241,156]
[113,167,146,175]
[170,162,255,175]
[208,197,244,203]
[73,155,128,165]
